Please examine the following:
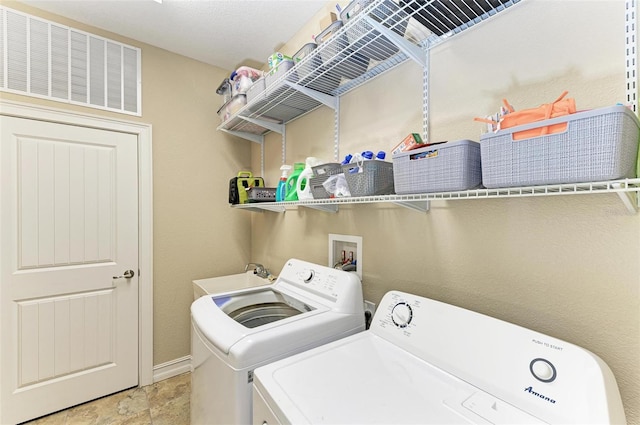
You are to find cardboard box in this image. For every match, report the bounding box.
[320,12,337,30]
[391,133,425,156]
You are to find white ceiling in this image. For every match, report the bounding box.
[19,0,329,71]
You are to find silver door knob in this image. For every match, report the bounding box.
[113,270,135,279]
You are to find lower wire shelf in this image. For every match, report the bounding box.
[231,178,640,214]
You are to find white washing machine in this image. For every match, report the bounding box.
[253,290,626,424]
[191,258,365,425]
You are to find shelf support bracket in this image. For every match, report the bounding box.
[238,207,265,213]
[281,127,286,165]
[283,81,337,109]
[255,204,287,213]
[392,200,430,212]
[301,204,339,213]
[365,17,427,67]
[260,139,265,177]
[235,204,286,213]
[220,128,264,144]
[237,115,284,134]
[334,97,340,162]
[625,0,638,114]
[613,185,639,214]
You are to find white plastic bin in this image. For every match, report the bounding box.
[265,59,297,87]
[246,78,266,104]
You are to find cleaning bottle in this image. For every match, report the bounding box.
[276,164,291,202]
[347,152,364,173]
[341,154,353,165]
[296,157,323,201]
[284,163,305,201]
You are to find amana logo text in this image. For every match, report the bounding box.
[524,386,556,404]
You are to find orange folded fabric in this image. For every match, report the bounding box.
[476,91,576,140]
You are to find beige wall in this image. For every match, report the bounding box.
[252,0,640,423]
[1,2,253,366]
[2,0,639,423]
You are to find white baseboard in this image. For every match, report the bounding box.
[152,355,192,383]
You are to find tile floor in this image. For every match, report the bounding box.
[23,372,190,425]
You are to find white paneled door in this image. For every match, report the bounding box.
[0,116,139,424]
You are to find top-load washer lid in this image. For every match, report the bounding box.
[192,286,322,356]
[212,288,314,328]
[253,290,626,424]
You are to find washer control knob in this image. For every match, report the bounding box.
[302,269,314,283]
[391,302,413,328]
[530,358,557,382]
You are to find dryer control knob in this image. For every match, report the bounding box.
[530,358,557,382]
[391,302,413,328]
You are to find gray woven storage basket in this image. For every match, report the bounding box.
[480,105,640,188]
[309,163,344,199]
[342,160,395,196]
[393,140,482,194]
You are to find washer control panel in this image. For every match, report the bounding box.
[294,267,337,296]
[298,269,315,284]
[277,259,362,309]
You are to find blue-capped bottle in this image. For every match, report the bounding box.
[361,151,374,160]
[375,151,386,160]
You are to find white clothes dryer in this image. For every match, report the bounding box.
[191,258,364,425]
[253,290,626,424]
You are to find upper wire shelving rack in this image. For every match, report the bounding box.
[216,0,521,141]
[220,0,640,214]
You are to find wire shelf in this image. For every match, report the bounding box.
[217,0,521,136]
[231,178,640,214]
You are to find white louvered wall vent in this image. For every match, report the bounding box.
[0,6,141,116]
